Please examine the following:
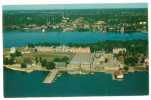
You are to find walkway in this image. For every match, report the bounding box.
[43,69,59,84]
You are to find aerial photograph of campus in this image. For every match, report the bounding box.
[3,3,149,97]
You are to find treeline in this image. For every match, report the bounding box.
[3,8,147,31]
[3,57,15,65]
[28,39,148,55]
[10,50,22,57]
[28,42,60,48]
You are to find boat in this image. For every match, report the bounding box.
[90,72,95,74]
[57,73,61,77]
[42,29,45,33]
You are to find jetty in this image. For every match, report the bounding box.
[111,72,116,80]
[43,69,59,84]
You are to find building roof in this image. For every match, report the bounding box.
[54,62,66,66]
[70,53,93,64]
[35,46,54,49]
[115,71,123,76]
[143,56,148,59]
[102,59,120,68]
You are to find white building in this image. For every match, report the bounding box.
[10,47,16,54]
[113,48,126,54]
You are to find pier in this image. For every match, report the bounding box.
[43,69,59,84]
[111,72,116,80]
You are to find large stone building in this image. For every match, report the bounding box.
[68,53,93,70]
[35,45,90,53]
[113,48,126,54]
[54,62,66,69]
[35,46,55,52]
[55,45,70,52]
[70,47,90,53]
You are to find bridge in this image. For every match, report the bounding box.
[43,69,59,84]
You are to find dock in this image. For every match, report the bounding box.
[43,69,59,84]
[111,73,116,80]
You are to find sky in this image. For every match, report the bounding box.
[3,3,148,10]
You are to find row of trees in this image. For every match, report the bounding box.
[10,50,22,57]
[124,57,138,66]
[3,57,15,65]
[3,9,147,31]
[35,57,55,70]
[53,56,69,63]
[41,59,55,70]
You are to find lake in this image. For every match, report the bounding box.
[4,68,149,97]
[3,30,149,97]
[3,30,148,48]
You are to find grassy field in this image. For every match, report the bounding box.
[3,47,76,63]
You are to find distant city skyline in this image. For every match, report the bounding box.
[3,3,148,10]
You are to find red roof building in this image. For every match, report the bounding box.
[115,71,124,79]
[124,56,129,60]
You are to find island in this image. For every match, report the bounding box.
[3,40,149,83]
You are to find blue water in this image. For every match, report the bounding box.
[4,69,149,97]
[3,30,148,48]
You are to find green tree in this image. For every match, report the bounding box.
[24,58,31,63]
[119,51,123,56]
[15,50,21,56]
[21,63,27,68]
[124,66,129,70]
[41,59,47,67]
[35,57,38,64]
[46,61,55,70]
[10,53,15,57]
[105,58,109,63]
[140,57,144,64]
[3,57,9,65]
[62,56,69,62]
[8,58,15,65]
[28,43,34,48]
[131,61,135,66]
[53,58,61,62]
[35,49,37,52]
[40,57,42,63]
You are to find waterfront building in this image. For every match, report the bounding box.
[68,53,93,70]
[143,56,149,65]
[10,47,16,54]
[54,62,66,69]
[113,48,126,54]
[70,47,90,53]
[115,71,124,79]
[35,46,55,52]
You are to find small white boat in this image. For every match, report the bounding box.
[42,29,45,33]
